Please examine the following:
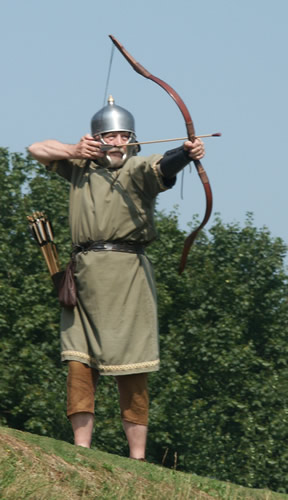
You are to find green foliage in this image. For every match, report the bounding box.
[0,148,72,441]
[147,212,288,493]
[1,148,288,493]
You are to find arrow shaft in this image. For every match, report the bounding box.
[100,133,221,151]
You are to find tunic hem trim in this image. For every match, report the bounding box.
[61,350,160,373]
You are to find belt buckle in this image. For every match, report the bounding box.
[104,242,113,251]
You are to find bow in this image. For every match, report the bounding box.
[109,35,213,274]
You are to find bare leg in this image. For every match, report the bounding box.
[122,420,147,459]
[70,412,94,448]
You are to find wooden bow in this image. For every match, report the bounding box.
[109,35,213,274]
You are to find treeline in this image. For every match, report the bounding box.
[0,148,288,494]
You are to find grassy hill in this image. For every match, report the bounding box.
[0,426,287,500]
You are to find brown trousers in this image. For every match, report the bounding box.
[67,361,149,426]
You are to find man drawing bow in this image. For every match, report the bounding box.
[28,95,205,459]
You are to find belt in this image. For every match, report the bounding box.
[73,240,145,255]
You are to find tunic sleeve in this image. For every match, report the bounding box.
[46,159,86,182]
[129,155,176,199]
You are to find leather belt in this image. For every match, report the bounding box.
[73,241,145,255]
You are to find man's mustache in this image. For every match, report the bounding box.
[104,147,125,155]
[100,144,126,152]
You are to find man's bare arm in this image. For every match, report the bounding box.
[28,134,105,166]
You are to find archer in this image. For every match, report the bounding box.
[28,94,205,460]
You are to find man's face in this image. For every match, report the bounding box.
[100,131,131,168]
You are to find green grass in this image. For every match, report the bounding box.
[0,426,287,500]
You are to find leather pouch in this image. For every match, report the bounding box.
[52,259,77,308]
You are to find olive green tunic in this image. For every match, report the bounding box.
[49,155,173,375]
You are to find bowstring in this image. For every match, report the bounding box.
[103,43,115,106]
[103,40,192,202]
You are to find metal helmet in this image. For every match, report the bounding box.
[90,96,140,165]
[91,95,137,136]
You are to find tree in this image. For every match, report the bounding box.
[1,148,288,492]
[147,212,288,493]
[0,148,72,440]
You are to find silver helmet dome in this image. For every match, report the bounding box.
[91,95,136,137]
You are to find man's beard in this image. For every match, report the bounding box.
[98,148,127,168]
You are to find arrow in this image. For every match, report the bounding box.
[100,132,221,151]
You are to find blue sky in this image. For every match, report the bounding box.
[1,0,288,250]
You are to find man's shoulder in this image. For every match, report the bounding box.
[47,158,89,182]
[126,154,163,169]
[69,158,88,168]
